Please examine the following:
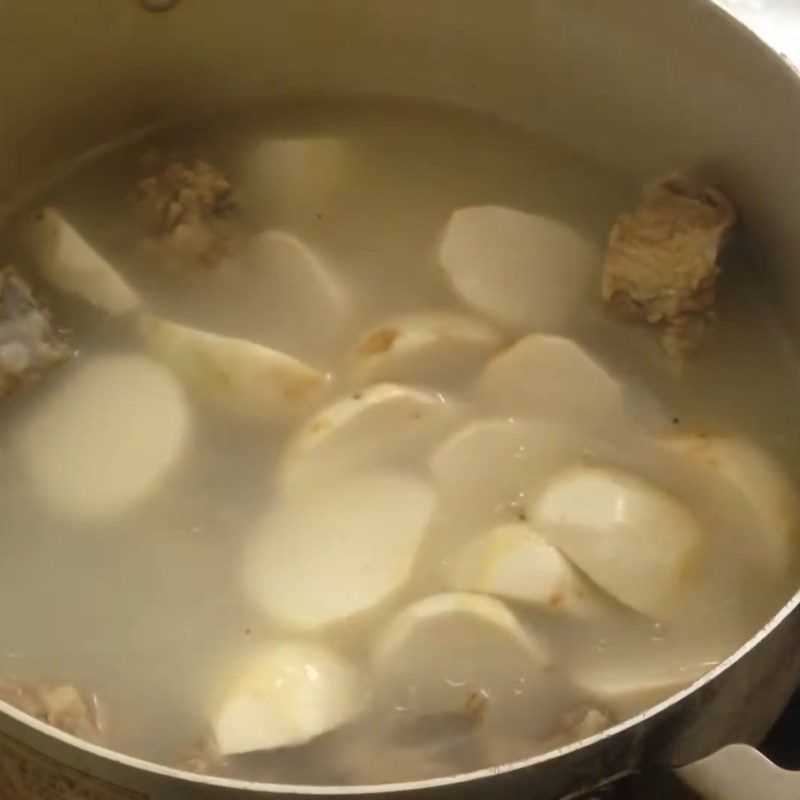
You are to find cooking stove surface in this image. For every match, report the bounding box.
[574,692,800,798]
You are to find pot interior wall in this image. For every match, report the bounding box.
[3,1,800,336]
[2,1,800,307]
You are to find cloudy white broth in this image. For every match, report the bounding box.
[0,99,799,785]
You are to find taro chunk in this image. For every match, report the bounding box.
[663,434,799,577]
[477,334,622,424]
[15,354,190,520]
[243,473,435,631]
[0,266,67,399]
[349,311,502,387]
[142,317,327,423]
[372,593,570,739]
[439,205,599,330]
[20,208,141,315]
[245,230,349,338]
[213,641,366,756]
[446,521,602,618]
[281,383,457,494]
[531,466,702,618]
[602,176,736,356]
[430,417,577,537]
[239,136,347,220]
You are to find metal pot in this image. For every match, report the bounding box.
[2,1,800,798]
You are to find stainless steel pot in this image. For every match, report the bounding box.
[2,1,800,798]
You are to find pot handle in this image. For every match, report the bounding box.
[677,744,800,800]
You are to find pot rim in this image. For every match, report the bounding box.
[6,587,800,795]
[2,0,800,794]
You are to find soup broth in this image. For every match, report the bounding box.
[0,99,798,785]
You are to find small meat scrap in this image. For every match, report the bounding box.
[462,688,490,723]
[0,679,103,742]
[601,175,736,357]
[131,159,236,271]
[0,266,67,399]
[562,706,612,741]
[177,736,227,776]
[525,705,614,758]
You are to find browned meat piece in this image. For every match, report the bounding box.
[131,159,236,271]
[0,679,103,742]
[0,266,68,398]
[133,160,233,234]
[601,175,736,357]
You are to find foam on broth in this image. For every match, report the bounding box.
[0,98,799,784]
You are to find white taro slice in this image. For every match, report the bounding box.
[662,434,799,576]
[446,521,601,617]
[20,207,141,315]
[430,417,578,537]
[281,383,457,494]
[530,466,701,618]
[373,593,550,676]
[142,316,327,422]
[477,334,622,424]
[15,354,190,520]
[349,311,502,387]
[243,473,435,631]
[438,205,598,330]
[240,136,347,220]
[372,593,568,737]
[245,229,349,331]
[213,641,366,756]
